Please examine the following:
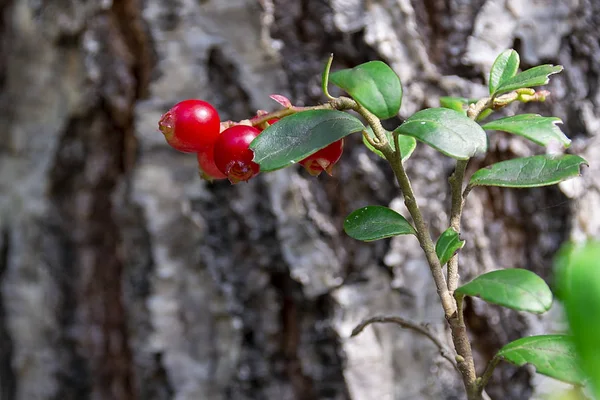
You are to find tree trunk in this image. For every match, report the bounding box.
[0,0,597,399]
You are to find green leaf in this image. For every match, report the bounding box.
[439,97,473,114]
[363,127,416,162]
[344,206,415,242]
[456,269,553,313]
[250,110,364,172]
[469,155,587,188]
[435,228,465,266]
[483,114,570,148]
[395,108,488,160]
[555,241,600,397]
[497,335,586,385]
[489,49,520,95]
[330,61,402,119]
[494,64,563,95]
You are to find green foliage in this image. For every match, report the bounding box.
[395,108,488,160]
[456,269,553,313]
[439,96,473,114]
[435,228,465,266]
[363,127,416,161]
[330,61,402,119]
[344,206,415,242]
[482,114,570,148]
[494,64,563,95]
[489,49,520,95]
[250,110,363,171]
[497,335,587,385]
[555,241,600,398]
[469,155,587,188]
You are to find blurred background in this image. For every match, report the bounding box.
[0,0,598,399]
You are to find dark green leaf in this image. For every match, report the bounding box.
[489,49,520,95]
[497,335,586,385]
[435,228,465,266]
[330,61,402,119]
[439,97,473,114]
[456,269,553,313]
[469,155,587,188]
[344,206,415,242]
[250,110,364,172]
[395,108,487,160]
[483,114,570,148]
[555,241,600,397]
[495,64,563,95]
[363,127,416,162]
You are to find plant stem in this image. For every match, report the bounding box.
[250,96,356,127]
[447,159,468,292]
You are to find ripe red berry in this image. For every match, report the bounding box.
[197,146,227,180]
[299,139,344,176]
[158,99,220,153]
[213,125,261,184]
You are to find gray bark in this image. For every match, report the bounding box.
[0,0,598,399]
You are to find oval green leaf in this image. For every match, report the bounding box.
[456,268,553,313]
[483,114,570,148]
[395,108,488,160]
[497,335,586,385]
[344,205,415,242]
[555,241,600,397]
[489,49,520,95]
[439,96,473,114]
[363,127,416,162]
[469,155,587,188]
[330,61,402,119]
[250,110,364,172]
[494,64,563,95]
[435,228,465,266]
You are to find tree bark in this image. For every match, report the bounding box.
[0,0,598,399]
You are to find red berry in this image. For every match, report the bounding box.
[197,145,227,180]
[158,99,220,153]
[214,125,261,184]
[299,139,344,176]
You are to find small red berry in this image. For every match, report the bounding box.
[158,99,220,153]
[299,139,344,176]
[214,125,261,184]
[197,145,227,180]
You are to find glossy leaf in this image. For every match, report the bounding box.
[489,49,520,95]
[456,269,553,313]
[555,241,600,397]
[344,206,415,242]
[363,126,416,162]
[497,335,586,385]
[250,110,364,172]
[469,155,587,188]
[435,228,465,266]
[483,114,570,148]
[330,61,402,119]
[395,108,487,160]
[439,96,473,114]
[494,64,563,95]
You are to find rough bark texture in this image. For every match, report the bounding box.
[0,0,597,399]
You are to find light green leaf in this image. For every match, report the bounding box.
[395,108,488,160]
[489,49,520,95]
[363,126,416,162]
[497,335,586,385]
[330,61,402,119]
[483,114,570,148]
[250,110,364,172]
[469,155,587,188]
[555,241,600,397]
[344,206,415,242]
[439,97,474,114]
[495,64,563,95]
[456,269,553,313]
[435,228,465,266]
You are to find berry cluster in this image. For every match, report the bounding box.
[158,99,344,183]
